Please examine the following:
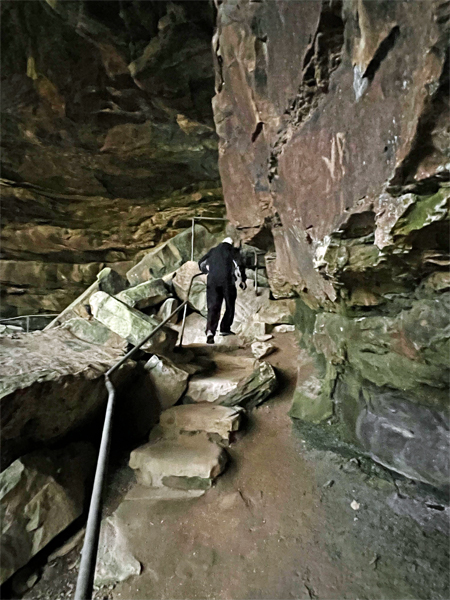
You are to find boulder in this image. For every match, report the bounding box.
[159,404,244,443]
[157,298,180,324]
[172,261,207,316]
[90,291,177,354]
[185,355,257,404]
[61,317,127,351]
[219,361,278,410]
[115,279,169,310]
[127,225,219,286]
[234,286,271,329]
[129,436,227,490]
[0,328,132,469]
[45,268,127,330]
[238,316,272,341]
[256,299,295,325]
[144,355,190,411]
[289,372,333,424]
[94,513,141,588]
[264,253,297,299]
[0,442,95,584]
[251,341,276,359]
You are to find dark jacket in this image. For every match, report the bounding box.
[198,242,247,285]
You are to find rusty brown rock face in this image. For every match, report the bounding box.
[213,0,450,488]
[213,0,449,300]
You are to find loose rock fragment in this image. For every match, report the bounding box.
[251,341,276,359]
[95,514,141,587]
[144,355,190,410]
[273,324,295,333]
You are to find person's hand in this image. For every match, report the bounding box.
[239,281,247,290]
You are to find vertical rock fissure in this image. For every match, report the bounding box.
[268,0,344,182]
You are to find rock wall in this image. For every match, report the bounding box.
[1,0,223,316]
[212,0,449,488]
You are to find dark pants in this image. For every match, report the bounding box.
[206,280,237,335]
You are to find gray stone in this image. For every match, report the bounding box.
[0,443,95,584]
[129,436,227,489]
[234,286,271,329]
[144,355,190,410]
[172,261,207,316]
[273,324,295,333]
[157,298,180,324]
[127,225,219,286]
[95,513,141,588]
[251,341,276,359]
[185,354,257,404]
[0,328,132,469]
[335,373,450,490]
[238,317,272,341]
[90,291,177,354]
[159,404,244,442]
[219,361,277,410]
[289,372,333,424]
[116,278,169,310]
[255,334,274,342]
[45,267,127,330]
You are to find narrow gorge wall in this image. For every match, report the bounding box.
[212,0,449,488]
[1,0,223,317]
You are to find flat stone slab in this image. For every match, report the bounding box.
[129,436,227,489]
[185,354,257,403]
[160,404,244,441]
[251,341,276,359]
[115,278,169,310]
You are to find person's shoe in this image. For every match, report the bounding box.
[219,330,235,337]
[206,331,215,344]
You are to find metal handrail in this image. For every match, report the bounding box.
[0,313,59,333]
[74,273,202,600]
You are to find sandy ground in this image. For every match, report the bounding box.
[18,333,450,600]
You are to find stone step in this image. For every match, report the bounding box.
[184,354,257,404]
[129,436,227,490]
[158,404,244,444]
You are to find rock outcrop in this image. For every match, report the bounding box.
[212,0,450,488]
[1,0,223,317]
[0,327,132,469]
